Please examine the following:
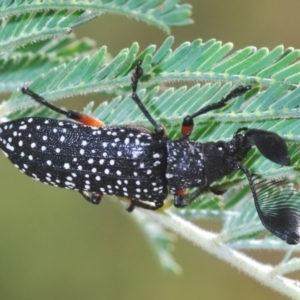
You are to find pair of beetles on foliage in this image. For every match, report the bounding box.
[0,60,298,244]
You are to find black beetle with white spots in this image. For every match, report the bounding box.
[1,60,300,245]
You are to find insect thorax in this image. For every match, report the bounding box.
[165,135,250,193]
[165,139,205,192]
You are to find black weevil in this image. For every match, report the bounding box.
[0,60,298,244]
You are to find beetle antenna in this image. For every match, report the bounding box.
[181,85,251,137]
[190,85,251,119]
[245,129,290,165]
[239,164,300,244]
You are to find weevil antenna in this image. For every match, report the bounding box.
[181,85,251,137]
[238,164,300,245]
[190,85,251,119]
[245,129,290,165]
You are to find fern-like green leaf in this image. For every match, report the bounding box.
[0,0,193,34]
[0,10,84,52]
[0,36,97,93]
[5,37,300,112]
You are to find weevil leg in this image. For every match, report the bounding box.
[209,186,226,195]
[21,87,105,127]
[181,85,252,137]
[126,199,164,212]
[173,188,186,207]
[131,60,165,137]
[80,191,103,205]
[174,187,207,207]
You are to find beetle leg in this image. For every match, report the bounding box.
[131,60,165,138]
[173,188,186,207]
[174,187,207,207]
[209,186,226,195]
[21,87,105,127]
[126,199,164,212]
[80,191,103,204]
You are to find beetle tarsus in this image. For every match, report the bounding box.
[127,199,164,212]
[80,191,102,205]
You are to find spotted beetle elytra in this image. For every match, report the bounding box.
[0,60,299,244]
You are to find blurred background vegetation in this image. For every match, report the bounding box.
[1,0,300,299]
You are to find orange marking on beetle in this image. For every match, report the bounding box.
[175,188,186,196]
[74,114,105,127]
[181,125,193,136]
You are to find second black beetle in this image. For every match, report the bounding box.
[0,60,299,244]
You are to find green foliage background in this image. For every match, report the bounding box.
[1,1,300,300]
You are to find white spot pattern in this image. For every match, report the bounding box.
[0,118,169,203]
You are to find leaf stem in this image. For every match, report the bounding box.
[139,209,300,299]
